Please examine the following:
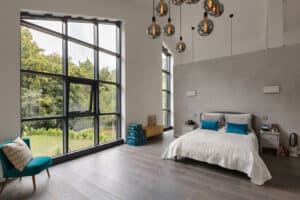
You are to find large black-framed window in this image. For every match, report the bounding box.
[20,12,122,160]
[162,47,172,128]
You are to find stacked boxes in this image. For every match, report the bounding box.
[127,124,147,146]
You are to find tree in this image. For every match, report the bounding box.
[21,27,116,129]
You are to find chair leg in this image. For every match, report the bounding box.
[19,177,22,181]
[46,168,50,178]
[0,179,8,194]
[32,176,36,191]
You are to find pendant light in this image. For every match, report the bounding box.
[203,0,224,17]
[185,0,200,4]
[156,0,168,17]
[164,0,175,36]
[147,0,161,39]
[197,12,214,36]
[171,0,185,6]
[176,5,186,53]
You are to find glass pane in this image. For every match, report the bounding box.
[162,91,168,110]
[69,83,93,113]
[99,52,117,82]
[22,119,63,157]
[69,117,94,152]
[23,19,62,33]
[68,22,94,44]
[68,42,94,79]
[99,83,117,113]
[162,53,168,71]
[162,111,168,127]
[99,24,117,53]
[162,73,168,90]
[21,73,63,118]
[99,115,117,144]
[21,27,63,74]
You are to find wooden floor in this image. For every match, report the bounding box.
[1,131,300,200]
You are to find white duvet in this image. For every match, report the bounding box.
[162,128,272,185]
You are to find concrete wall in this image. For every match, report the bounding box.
[174,44,300,146]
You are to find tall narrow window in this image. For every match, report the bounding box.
[162,47,172,128]
[20,13,122,158]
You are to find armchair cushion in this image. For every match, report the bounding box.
[5,156,52,178]
[2,138,32,171]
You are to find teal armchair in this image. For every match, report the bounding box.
[0,138,52,193]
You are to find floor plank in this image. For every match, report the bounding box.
[1,131,300,200]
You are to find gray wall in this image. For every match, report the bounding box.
[174,44,300,146]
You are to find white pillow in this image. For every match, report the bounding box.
[225,113,253,131]
[2,137,33,171]
[202,112,225,128]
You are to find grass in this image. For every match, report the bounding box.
[27,129,116,157]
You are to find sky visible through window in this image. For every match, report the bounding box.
[27,20,117,71]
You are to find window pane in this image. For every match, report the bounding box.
[22,119,63,157]
[162,91,168,110]
[99,52,117,82]
[162,73,168,90]
[68,22,94,44]
[99,24,117,53]
[69,116,94,152]
[23,19,62,33]
[69,83,93,113]
[68,42,94,79]
[100,115,117,144]
[21,27,63,74]
[162,53,168,71]
[162,111,169,127]
[21,73,63,118]
[99,83,117,113]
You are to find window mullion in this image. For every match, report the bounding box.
[94,22,100,145]
[62,19,69,154]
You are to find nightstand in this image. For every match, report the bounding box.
[182,124,197,135]
[260,130,280,157]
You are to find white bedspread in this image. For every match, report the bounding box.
[161,128,272,185]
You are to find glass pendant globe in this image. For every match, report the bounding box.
[176,37,186,53]
[171,0,185,6]
[156,0,168,17]
[203,0,224,17]
[147,17,161,39]
[210,1,224,17]
[164,19,175,36]
[185,0,200,4]
[197,12,214,36]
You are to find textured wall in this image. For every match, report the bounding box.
[174,44,300,146]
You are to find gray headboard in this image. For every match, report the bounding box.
[200,111,258,133]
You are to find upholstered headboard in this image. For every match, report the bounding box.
[200,111,258,134]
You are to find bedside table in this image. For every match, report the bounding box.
[260,130,280,157]
[182,124,198,135]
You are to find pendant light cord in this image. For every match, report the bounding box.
[169,0,171,19]
[153,0,155,17]
[230,14,233,56]
[180,5,182,37]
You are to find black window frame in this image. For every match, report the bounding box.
[20,12,123,164]
[162,47,172,129]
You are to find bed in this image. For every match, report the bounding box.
[161,112,272,185]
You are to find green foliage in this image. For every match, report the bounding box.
[21,27,117,129]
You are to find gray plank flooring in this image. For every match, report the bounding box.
[1,131,300,200]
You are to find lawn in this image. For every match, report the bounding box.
[26,129,116,157]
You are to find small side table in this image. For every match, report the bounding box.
[182,124,198,135]
[260,130,280,157]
